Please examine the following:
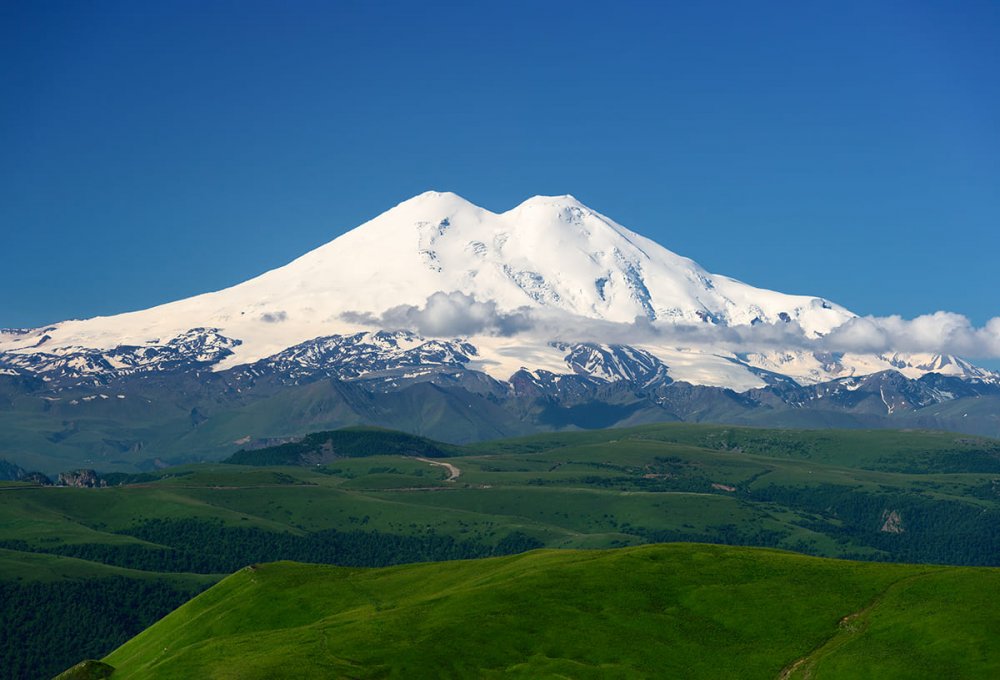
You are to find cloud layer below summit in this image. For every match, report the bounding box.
[344,291,1000,359]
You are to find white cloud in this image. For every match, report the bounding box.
[343,291,533,337]
[822,312,1000,358]
[344,292,1000,359]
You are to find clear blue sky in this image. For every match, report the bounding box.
[1,0,997,329]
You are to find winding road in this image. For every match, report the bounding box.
[416,457,461,482]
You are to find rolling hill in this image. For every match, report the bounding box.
[101,544,1000,679]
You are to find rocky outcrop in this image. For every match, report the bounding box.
[57,469,107,488]
[880,509,905,534]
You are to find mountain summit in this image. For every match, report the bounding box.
[274,189,853,333]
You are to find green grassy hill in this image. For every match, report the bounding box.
[222,426,459,465]
[102,544,999,679]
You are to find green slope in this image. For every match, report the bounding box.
[103,544,999,679]
[223,426,460,465]
[469,422,1000,472]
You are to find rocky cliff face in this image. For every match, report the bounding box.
[57,469,106,488]
[880,509,905,534]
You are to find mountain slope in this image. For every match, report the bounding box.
[101,545,999,679]
[1,192,853,373]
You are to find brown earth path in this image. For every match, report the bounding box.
[416,457,461,482]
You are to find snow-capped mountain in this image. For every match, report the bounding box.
[0,191,992,391]
[5,190,1000,474]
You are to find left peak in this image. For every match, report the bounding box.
[400,190,471,205]
[380,191,482,218]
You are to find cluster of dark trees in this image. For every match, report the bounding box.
[753,483,1000,565]
[590,479,999,566]
[0,577,203,680]
[629,524,791,550]
[3,520,543,575]
[122,519,542,571]
[224,427,455,466]
[869,449,1000,474]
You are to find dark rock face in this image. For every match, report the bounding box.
[557,342,672,388]
[234,331,477,386]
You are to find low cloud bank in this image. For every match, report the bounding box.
[343,292,1000,359]
[821,312,1000,358]
[342,291,533,337]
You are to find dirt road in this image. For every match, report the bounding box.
[416,457,461,482]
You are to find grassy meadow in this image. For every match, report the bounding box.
[102,544,1000,679]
